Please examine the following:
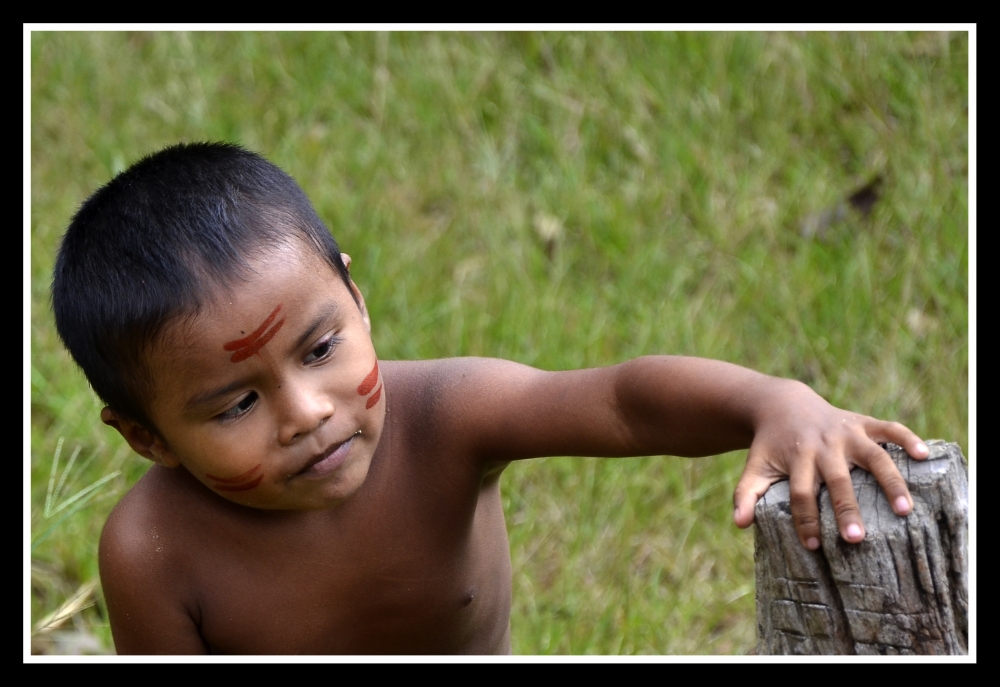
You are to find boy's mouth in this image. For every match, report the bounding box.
[295,433,358,478]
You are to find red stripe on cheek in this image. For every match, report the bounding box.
[224,305,283,351]
[206,464,261,484]
[357,360,380,396]
[213,475,264,492]
[365,384,382,410]
[229,318,285,362]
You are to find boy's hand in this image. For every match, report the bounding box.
[731,380,929,550]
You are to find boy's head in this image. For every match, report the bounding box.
[53,142,356,434]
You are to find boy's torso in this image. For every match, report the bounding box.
[101,361,514,654]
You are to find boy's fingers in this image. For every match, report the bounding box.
[865,418,929,460]
[851,439,913,516]
[733,459,778,529]
[788,458,822,550]
[820,461,866,544]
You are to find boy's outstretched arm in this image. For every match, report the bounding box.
[449,356,928,550]
[614,357,929,549]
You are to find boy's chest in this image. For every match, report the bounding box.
[187,473,512,654]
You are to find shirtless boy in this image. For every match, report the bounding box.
[52,142,930,654]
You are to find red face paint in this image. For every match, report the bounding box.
[357,360,380,396]
[365,384,382,410]
[214,475,264,492]
[223,305,286,363]
[206,464,261,484]
[207,464,263,492]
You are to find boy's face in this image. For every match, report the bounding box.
[128,240,385,510]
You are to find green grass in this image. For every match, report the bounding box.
[30,31,969,655]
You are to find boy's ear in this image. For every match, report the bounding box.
[100,408,180,468]
[340,253,371,333]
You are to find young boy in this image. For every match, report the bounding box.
[52,142,929,655]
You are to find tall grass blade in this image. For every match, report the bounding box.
[53,445,81,509]
[43,437,64,518]
[32,579,99,636]
[31,471,120,551]
[50,470,120,517]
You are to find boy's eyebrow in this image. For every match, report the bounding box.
[292,302,342,352]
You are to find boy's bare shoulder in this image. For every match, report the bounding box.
[101,465,182,563]
[380,357,543,434]
[99,466,211,653]
[377,357,529,468]
[101,463,245,576]
[381,356,525,391]
[380,356,617,463]
[382,356,542,402]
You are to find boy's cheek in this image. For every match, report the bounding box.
[185,460,287,508]
[199,462,267,493]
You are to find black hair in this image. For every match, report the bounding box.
[52,142,355,432]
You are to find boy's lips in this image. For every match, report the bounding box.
[295,434,357,478]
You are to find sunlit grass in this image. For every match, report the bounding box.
[30,31,968,654]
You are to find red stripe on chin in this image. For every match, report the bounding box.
[206,464,262,484]
[213,475,264,492]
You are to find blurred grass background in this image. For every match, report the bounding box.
[29,31,968,655]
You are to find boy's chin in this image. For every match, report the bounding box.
[205,451,375,512]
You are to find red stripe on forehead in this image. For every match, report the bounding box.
[357,360,380,396]
[223,304,283,351]
[229,318,285,363]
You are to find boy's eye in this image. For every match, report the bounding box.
[304,335,340,364]
[218,392,257,422]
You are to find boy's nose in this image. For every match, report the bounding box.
[277,383,335,446]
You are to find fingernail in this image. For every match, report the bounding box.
[846,524,863,540]
[916,441,928,455]
[806,537,820,550]
[894,496,911,515]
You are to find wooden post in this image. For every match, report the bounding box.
[754,440,968,655]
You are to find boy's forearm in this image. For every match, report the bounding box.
[612,355,799,458]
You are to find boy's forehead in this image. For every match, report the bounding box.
[217,240,346,305]
[152,246,351,359]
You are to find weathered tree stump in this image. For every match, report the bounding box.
[754,440,968,655]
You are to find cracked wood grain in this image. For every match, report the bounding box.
[754,440,968,655]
